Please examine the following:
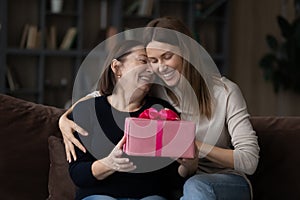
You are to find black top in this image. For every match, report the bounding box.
[69,96,184,200]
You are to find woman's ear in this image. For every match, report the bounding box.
[111,59,122,77]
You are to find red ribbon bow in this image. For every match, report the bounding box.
[139,108,180,121]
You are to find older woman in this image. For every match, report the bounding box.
[69,40,189,200]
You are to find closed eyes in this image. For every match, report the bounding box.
[148,52,173,64]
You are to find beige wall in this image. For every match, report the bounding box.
[228,0,300,116]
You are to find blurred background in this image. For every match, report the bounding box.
[0,0,299,116]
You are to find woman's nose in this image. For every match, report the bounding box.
[157,63,167,73]
[149,60,166,73]
[146,63,154,74]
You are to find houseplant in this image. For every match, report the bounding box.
[259,0,300,93]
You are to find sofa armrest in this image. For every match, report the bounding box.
[0,94,65,200]
[249,116,300,200]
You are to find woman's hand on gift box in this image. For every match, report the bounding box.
[177,142,199,178]
[91,136,136,180]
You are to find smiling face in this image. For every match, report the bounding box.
[146,41,183,87]
[113,46,154,93]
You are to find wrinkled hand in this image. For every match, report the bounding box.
[177,142,199,177]
[58,110,88,162]
[100,136,136,172]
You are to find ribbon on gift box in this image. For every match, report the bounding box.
[138,108,180,120]
[138,108,180,156]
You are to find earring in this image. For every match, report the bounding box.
[117,75,121,78]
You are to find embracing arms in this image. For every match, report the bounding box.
[59,95,95,162]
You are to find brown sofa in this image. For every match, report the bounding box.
[0,94,300,200]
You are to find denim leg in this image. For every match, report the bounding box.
[82,195,117,200]
[140,195,167,200]
[181,173,251,200]
[82,195,166,200]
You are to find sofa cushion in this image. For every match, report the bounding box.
[249,117,300,200]
[48,136,76,200]
[0,94,65,200]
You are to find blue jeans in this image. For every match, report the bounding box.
[180,173,251,200]
[82,195,167,200]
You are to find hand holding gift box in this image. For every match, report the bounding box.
[124,108,195,158]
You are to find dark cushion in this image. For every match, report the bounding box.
[48,136,76,200]
[249,117,300,200]
[0,94,65,200]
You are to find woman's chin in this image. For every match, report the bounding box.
[134,84,152,94]
[159,73,180,88]
[163,78,180,88]
[140,85,151,93]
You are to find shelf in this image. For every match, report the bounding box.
[46,11,79,17]
[6,88,40,95]
[194,16,226,23]
[6,48,42,56]
[5,48,108,58]
[123,15,154,20]
[0,0,229,106]
[6,48,80,57]
[44,49,79,56]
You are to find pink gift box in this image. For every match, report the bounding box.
[124,117,195,158]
